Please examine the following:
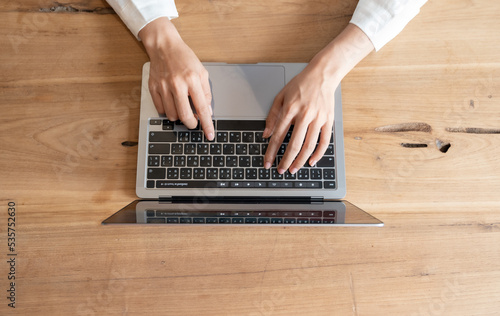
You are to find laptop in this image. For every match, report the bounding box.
[102,62,383,226]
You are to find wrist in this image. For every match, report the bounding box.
[139,17,182,56]
[309,23,374,83]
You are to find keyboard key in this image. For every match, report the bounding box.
[245,218,257,224]
[149,144,170,154]
[230,182,243,188]
[245,168,257,179]
[148,156,160,166]
[239,156,251,167]
[317,156,334,167]
[150,119,162,125]
[193,218,205,224]
[167,168,179,179]
[307,181,322,188]
[259,168,270,179]
[184,144,196,154]
[187,156,199,167]
[180,218,192,223]
[284,218,296,224]
[146,180,155,188]
[200,156,212,167]
[324,181,336,189]
[242,132,254,142]
[193,168,205,179]
[232,218,244,224]
[284,171,296,179]
[213,156,225,167]
[171,144,183,154]
[223,144,234,155]
[167,218,179,223]
[197,144,209,154]
[161,119,174,130]
[297,169,309,180]
[147,168,165,179]
[325,144,334,155]
[206,218,218,223]
[310,169,322,179]
[236,144,247,155]
[180,168,192,179]
[207,168,218,179]
[271,218,284,224]
[216,132,228,142]
[174,156,186,167]
[149,132,176,142]
[281,181,293,188]
[258,218,270,224]
[191,132,203,142]
[161,156,173,167]
[233,168,244,179]
[226,156,237,167]
[323,169,335,179]
[210,144,221,154]
[272,169,283,179]
[229,132,241,142]
[249,144,260,155]
[255,132,267,143]
[252,156,264,167]
[219,218,231,224]
[220,168,231,179]
[218,120,266,131]
[178,132,190,142]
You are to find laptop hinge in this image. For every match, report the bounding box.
[162,196,318,204]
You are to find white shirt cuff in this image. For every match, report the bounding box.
[107,0,179,40]
[350,0,427,51]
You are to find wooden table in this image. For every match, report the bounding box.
[1,0,499,314]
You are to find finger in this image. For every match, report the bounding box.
[264,91,284,138]
[149,79,165,115]
[309,121,334,167]
[277,119,312,174]
[288,121,323,173]
[172,86,198,129]
[264,115,292,170]
[190,81,214,140]
[160,89,178,121]
[200,70,213,116]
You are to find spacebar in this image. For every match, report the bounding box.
[156,181,225,188]
[217,120,266,131]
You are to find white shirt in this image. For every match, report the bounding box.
[106,0,427,51]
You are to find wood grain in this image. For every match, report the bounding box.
[1,0,500,315]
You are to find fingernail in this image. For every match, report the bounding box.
[278,168,285,174]
[309,160,317,167]
[290,167,298,174]
[207,132,214,141]
[264,162,271,169]
[263,128,270,138]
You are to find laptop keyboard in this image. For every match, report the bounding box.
[145,119,336,190]
[145,209,337,224]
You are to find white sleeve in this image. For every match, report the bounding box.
[106,0,179,40]
[349,0,427,51]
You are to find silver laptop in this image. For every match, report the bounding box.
[102,62,383,226]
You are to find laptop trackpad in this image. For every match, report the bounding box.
[205,65,286,119]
